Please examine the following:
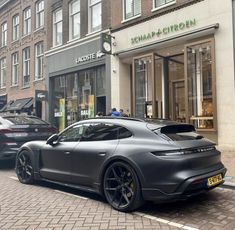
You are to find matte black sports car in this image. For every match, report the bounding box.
[15,117,226,212]
[0,115,57,161]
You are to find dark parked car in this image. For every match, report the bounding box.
[15,117,226,212]
[0,115,57,161]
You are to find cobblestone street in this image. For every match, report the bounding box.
[0,163,235,230]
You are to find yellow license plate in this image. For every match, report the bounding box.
[207,174,223,187]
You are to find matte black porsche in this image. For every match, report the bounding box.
[15,117,226,212]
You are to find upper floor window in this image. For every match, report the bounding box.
[153,0,176,9]
[123,0,141,20]
[23,8,31,35]
[1,22,7,47]
[36,0,44,29]
[12,52,19,86]
[53,8,63,46]
[0,57,6,89]
[12,14,19,41]
[35,42,43,80]
[89,0,101,33]
[23,47,30,87]
[69,0,80,40]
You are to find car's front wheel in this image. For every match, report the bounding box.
[103,161,143,212]
[16,150,34,184]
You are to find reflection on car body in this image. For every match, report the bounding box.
[15,117,226,212]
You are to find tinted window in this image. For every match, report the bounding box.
[4,116,48,125]
[118,127,132,139]
[81,123,118,141]
[59,125,83,142]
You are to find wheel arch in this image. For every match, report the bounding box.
[98,156,145,196]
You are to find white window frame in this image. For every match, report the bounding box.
[35,42,43,80]
[0,57,6,89]
[122,0,141,21]
[12,14,19,41]
[69,0,80,40]
[152,0,176,11]
[53,8,63,46]
[1,22,7,47]
[88,0,102,33]
[36,0,44,29]
[23,7,31,35]
[23,47,30,87]
[12,52,19,86]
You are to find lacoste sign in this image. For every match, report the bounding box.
[75,51,105,64]
[131,19,196,45]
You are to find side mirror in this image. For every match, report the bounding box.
[46,134,59,145]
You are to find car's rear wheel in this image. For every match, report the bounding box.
[103,161,143,212]
[16,150,34,184]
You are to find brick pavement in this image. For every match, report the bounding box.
[221,151,235,184]
[0,169,181,230]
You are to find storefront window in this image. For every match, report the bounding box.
[52,66,105,131]
[187,41,214,129]
[134,56,153,118]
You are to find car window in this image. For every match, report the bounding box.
[59,125,84,142]
[81,123,119,141]
[4,116,48,125]
[118,127,132,139]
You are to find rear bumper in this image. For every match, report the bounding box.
[142,167,227,202]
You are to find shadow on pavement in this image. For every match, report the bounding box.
[36,180,106,203]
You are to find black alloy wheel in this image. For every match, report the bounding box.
[103,161,143,212]
[16,150,34,184]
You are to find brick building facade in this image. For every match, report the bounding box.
[0,0,48,118]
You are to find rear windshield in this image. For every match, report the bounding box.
[155,124,203,141]
[4,116,48,125]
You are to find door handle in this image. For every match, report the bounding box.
[64,151,71,155]
[98,152,106,156]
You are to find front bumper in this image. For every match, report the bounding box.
[142,167,227,202]
[0,146,18,160]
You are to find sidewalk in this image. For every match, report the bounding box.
[221,151,235,188]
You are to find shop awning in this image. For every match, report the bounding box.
[0,100,14,112]
[7,98,33,111]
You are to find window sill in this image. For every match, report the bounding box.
[11,39,20,45]
[151,1,176,12]
[0,87,6,90]
[121,14,141,24]
[22,33,31,40]
[10,84,19,88]
[67,37,81,44]
[34,27,45,34]
[33,77,44,83]
[21,85,30,89]
[86,29,102,37]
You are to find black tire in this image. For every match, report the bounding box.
[103,161,143,212]
[15,150,34,184]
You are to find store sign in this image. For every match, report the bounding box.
[131,19,196,45]
[35,90,48,101]
[75,51,105,64]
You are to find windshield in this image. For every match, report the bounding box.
[4,116,48,125]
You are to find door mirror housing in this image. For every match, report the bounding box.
[46,134,59,145]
